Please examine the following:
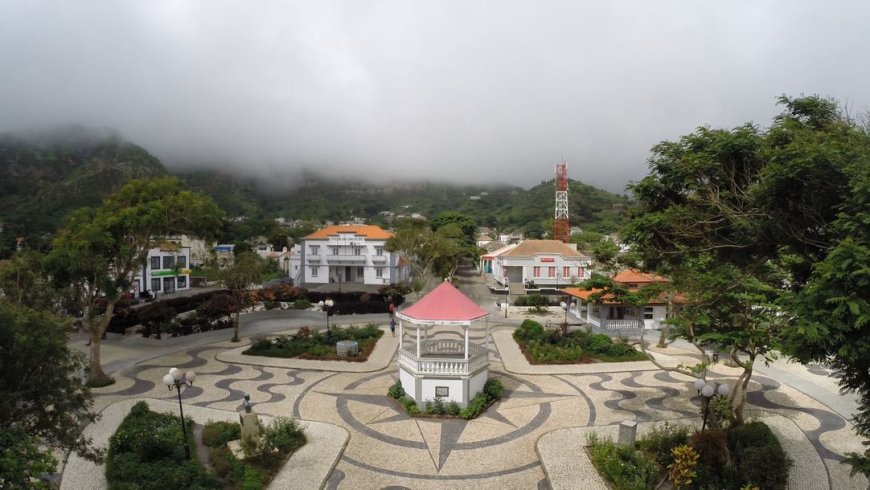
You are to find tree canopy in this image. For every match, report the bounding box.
[0,301,102,486]
[48,177,223,384]
[622,95,870,471]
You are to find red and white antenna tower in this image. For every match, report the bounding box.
[554,160,569,243]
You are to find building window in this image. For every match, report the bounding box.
[548,266,556,278]
[353,246,362,256]
[150,256,161,270]
[177,276,187,288]
[578,267,585,278]
[151,278,161,291]
[644,306,654,320]
[533,266,541,278]
[330,246,339,255]
[375,246,383,256]
[627,283,638,288]
[375,267,384,278]
[311,266,319,278]
[177,256,187,269]
[357,267,364,278]
[435,386,449,397]
[310,245,320,255]
[563,266,571,278]
[162,256,175,269]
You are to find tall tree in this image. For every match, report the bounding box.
[220,251,268,342]
[48,177,223,385]
[0,250,58,311]
[0,301,102,486]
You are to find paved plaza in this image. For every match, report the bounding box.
[65,272,870,489]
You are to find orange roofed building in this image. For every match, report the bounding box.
[299,224,410,289]
[561,269,684,331]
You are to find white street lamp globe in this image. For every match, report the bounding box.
[318,300,324,307]
[701,384,715,398]
[185,371,196,384]
[163,374,175,387]
[694,379,706,391]
[325,299,334,307]
[560,302,567,309]
[169,367,180,380]
[717,383,731,396]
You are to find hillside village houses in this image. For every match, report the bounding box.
[484,239,592,291]
[561,269,683,330]
[294,224,411,288]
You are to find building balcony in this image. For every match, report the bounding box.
[307,254,322,262]
[398,339,488,376]
[326,254,367,264]
[371,255,387,263]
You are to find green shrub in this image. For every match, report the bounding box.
[728,422,791,490]
[689,429,730,481]
[293,299,312,309]
[264,417,306,454]
[637,422,690,467]
[667,444,699,489]
[484,379,504,399]
[587,433,658,490]
[202,420,241,447]
[388,381,405,399]
[514,320,546,342]
[407,404,421,415]
[240,466,267,490]
[446,401,461,416]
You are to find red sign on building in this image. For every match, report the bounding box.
[540,257,555,263]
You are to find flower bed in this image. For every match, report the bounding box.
[243,324,383,362]
[587,420,792,490]
[387,379,504,419]
[203,418,306,490]
[513,319,647,364]
[106,401,220,489]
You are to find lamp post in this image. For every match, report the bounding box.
[319,299,334,338]
[694,378,731,431]
[163,367,196,459]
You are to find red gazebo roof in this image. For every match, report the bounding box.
[398,281,490,324]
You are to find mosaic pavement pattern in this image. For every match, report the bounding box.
[91,329,868,489]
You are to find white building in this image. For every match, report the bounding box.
[489,240,591,289]
[562,269,683,330]
[133,244,192,297]
[300,224,410,288]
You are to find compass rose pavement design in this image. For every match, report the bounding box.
[82,321,870,489]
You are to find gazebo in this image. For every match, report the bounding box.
[396,281,491,407]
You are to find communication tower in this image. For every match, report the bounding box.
[554,161,569,243]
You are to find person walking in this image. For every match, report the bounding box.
[389,318,396,337]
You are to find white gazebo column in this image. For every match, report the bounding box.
[464,325,469,360]
[416,326,421,357]
[399,320,403,348]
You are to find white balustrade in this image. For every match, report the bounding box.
[399,345,488,376]
[603,319,643,330]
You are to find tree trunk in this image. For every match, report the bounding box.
[730,351,755,425]
[87,302,115,386]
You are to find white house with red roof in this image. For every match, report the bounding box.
[300,224,410,288]
[396,281,491,407]
[488,239,591,289]
[561,269,683,330]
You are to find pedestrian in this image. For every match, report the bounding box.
[390,318,396,337]
[388,302,396,318]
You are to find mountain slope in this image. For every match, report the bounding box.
[0,127,167,254]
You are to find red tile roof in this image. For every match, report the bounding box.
[304,224,393,240]
[500,240,585,258]
[613,269,669,284]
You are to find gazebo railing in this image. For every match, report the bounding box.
[398,345,488,376]
[419,339,484,357]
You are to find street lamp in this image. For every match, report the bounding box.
[560,300,573,327]
[694,378,731,431]
[319,299,335,338]
[163,367,196,459]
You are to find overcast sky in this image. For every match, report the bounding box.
[1,1,868,193]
